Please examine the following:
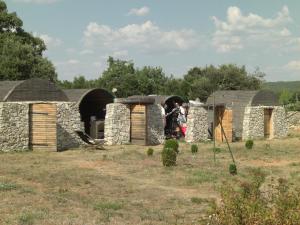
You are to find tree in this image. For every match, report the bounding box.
[0,0,57,81]
[183,64,264,101]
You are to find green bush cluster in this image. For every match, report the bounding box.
[161,147,177,167]
[245,139,254,149]
[161,139,179,167]
[147,148,154,156]
[229,164,237,175]
[191,144,198,154]
[207,169,300,225]
[164,139,179,153]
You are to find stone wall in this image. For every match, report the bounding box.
[185,106,208,142]
[242,106,288,140]
[287,111,300,130]
[272,106,288,138]
[104,103,130,145]
[242,106,265,140]
[56,102,84,151]
[0,102,29,151]
[147,104,165,145]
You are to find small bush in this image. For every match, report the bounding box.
[191,144,198,154]
[229,164,237,175]
[207,171,300,225]
[245,139,254,149]
[213,147,222,153]
[147,148,154,156]
[164,139,179,154]
[161,147,177,167]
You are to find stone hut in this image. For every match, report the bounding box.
[206,90,288,141]
[104,95,209,145]
[0,78,83,152]
[64,88,114,140]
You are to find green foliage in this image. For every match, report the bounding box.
[208,170,300,225]
[229,164,237,175]
[0,182,17,191]
[19,212,35,225]
[161,147,177,167]
[164,139,179,154]
[183,64,264,102]
[245,139,254,149]
[191,144,198,154]
[94,201,122,211]
[58,56,264,101]
[0,1,57,81]
[279,89,293,105]
[147,148,154,156]
[213,147,222,153]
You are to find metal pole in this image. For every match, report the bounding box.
[219,118,236,164]
[213,93,216,163]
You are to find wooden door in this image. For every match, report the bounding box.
[130,104,147,145]
[264,109,273,138]
[214,107,233,143]
[29,103,57,151]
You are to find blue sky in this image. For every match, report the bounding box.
[5,0,300,81]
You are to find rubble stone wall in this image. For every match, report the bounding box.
[0,102,30,151]
[104,103,130,145]
[185,106,208,142]
[146,104,165,145]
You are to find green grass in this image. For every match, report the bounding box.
[94,201,123,211]
[0,182,17,191]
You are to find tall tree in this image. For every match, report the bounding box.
[0,0,57,81]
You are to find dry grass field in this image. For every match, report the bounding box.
[1,132,300,225]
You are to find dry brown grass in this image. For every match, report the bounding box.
[1,134,300,225]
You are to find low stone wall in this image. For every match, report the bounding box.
[0,102,29,151]
[56,102,84,151]
[147,104,165,145]
[185,106,208,142]
[242,106,288,140]
[105,103,130,145]
[287,111,300,130]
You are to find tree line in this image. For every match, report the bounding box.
[59,57,265,102]
[1,0,265,102]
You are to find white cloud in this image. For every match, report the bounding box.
[67,59,79,65]
[212,6,293,53]
[285,60,300,71]
[79,49,94,55]
[14,0,59,4]
[128,6,150,16]
[34,33,62,48]
[83,20,198,53]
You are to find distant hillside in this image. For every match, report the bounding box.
[263,81,300,93]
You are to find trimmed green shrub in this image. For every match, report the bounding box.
[191,144,198,154]
[147,148,154,156]
[161,147,177,167]
[164,139,179,154]
[229,164,237,175]
[245,139,254,149]
[213,147,222,153]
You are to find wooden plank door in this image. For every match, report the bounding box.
[264,109,273,138]
[214,107,233,143]
[29,103,57,151]
[130,104,147,145]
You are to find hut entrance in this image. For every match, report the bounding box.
[78,89,114,139]
[264,108,273,138]
[130,104,147,145]
[214,106,233,143]
[164,96,185,138]
[29,103,57,151]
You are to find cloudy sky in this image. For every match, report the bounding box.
[5,0,300,81]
